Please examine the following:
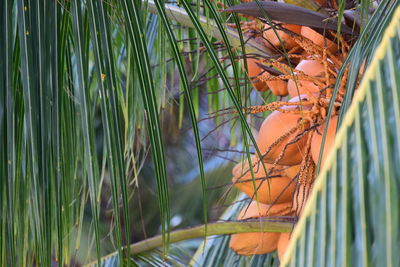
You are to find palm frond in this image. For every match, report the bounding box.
[152,0,208,240]
[71,1,103,264]
[120,0,171,256]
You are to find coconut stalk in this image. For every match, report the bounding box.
[84,219,294,266]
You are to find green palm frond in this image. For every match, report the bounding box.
[1,0,264,264]
[282,5,400,266]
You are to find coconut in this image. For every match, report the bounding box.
[242,58,268,91]
[237,201,292,219]
[266,75,288,96]
[229,201,292,255]
[232,157,296,204]
[242,58,288,95]
[311,116,338,168]
[263,23,301,50]
[287,59,325,98]
[277,232,291,261]
[237,201,269,219]
[300,27,338,54]
[256,98,310,165]
[229,228,280,256]
[283,164,301,180]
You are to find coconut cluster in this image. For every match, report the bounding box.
[228,16,361,260]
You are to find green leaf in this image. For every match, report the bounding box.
[71,0,102,264]
[120,0,171,255]
[152,0,208,241]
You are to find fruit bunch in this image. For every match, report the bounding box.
[229,156,307,261]
[227,8,363,261]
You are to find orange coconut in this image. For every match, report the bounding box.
[237,201,293,219]
[283,164,301,180]
[277,232,291,261]
[242,58,268,91]
[263,23,301,50]
[230,202,292,255]
[237,201,269,219]
[311,116,337,168]
[229,227,280,256]
[265,75,288,96]
[232,157,296,204]
[287,59,325,98]
[300,27,338,54]
[256,98,310,165]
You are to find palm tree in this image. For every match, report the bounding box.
[1,0,399,266]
